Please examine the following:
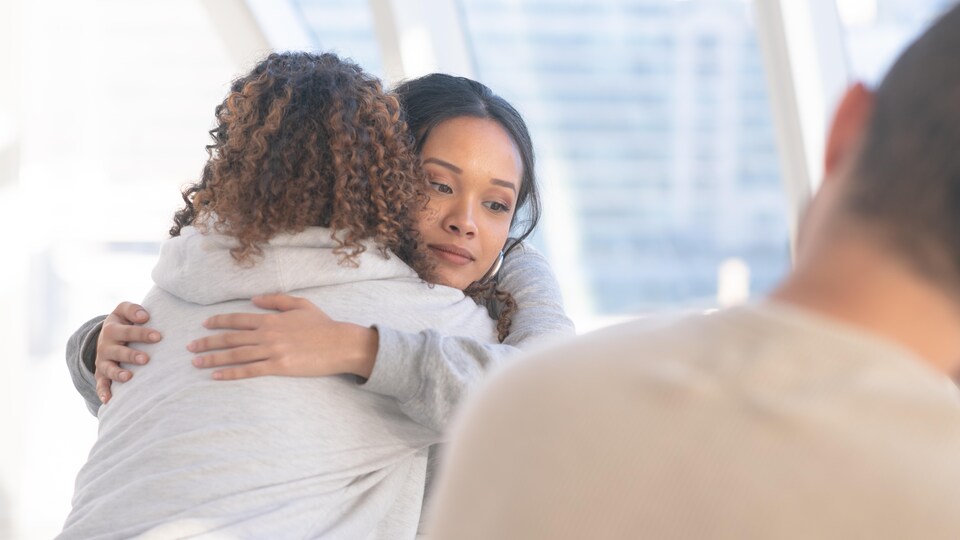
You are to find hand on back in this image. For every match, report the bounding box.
[189,294,378,381]
[92,295,376,404]
[95,302,161,404]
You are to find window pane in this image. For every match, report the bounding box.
[290,0,383,77]
[838,0,957,85]
[458,0,791,324]
[17,2,241,537]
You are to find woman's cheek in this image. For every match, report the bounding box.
[419,201,442,226]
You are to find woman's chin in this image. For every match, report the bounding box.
[434,270,475,292]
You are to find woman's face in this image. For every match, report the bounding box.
[417,116,523,290]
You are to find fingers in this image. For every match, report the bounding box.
[96,358,132,386]
[100,343,150,366]
[192,346,270,368]
[188,331,262,353]
[95,375,113,404]
[203,313,267,331]
[251,293,310,312]
[101,320,162,345]
[212,362,273,381]
[112,302,151,324]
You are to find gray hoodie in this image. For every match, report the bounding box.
[59,226,497,540]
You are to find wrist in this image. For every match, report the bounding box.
[83,324,104,374]
[341,323,379,379]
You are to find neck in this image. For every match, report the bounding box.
[771,230,960,378]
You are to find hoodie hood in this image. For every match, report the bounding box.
[152,226,422,305]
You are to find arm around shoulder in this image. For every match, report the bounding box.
[497,242,575,347]
[361,243,574,432]
[362,326,519,432]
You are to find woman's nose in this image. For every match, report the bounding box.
[443,204,478,238]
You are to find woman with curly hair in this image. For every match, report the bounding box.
[58,52,500,539]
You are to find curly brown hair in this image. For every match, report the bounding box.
[170,51,433,278]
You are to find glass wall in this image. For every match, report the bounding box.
[9,2,241,537]
[455,0,790,326]
[289,0,384,76]
[839,0,957,85]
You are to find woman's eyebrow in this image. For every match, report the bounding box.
[423,157,462,174]
[424,157,516,193]
[491,179,517,193]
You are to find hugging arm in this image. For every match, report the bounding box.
[362,243,575,431]
[67,316,106,416]
[82,244,575,432]
[66,302,162,415]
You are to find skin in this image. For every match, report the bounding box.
[771,82,960,378]
[93,116,525,401]
[418,117,522,290]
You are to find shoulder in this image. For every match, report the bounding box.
[485,309,708,384]
[434,308,960,539]
[499,241,549,272]
[450,313,698,435]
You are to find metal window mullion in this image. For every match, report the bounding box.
[369,0,475,85]
[753,0,850,257]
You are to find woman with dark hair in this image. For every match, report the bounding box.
[59,52,499,539]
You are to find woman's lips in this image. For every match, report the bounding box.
[428,244,475,266]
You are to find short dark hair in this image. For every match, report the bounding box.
[846,4,960,288]
[392,74,542,254]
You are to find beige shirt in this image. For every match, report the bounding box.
[427,302,960,540]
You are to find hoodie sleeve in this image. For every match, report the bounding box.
[66,316,106,416]
[361,243,575,432]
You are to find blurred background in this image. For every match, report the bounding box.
[0,0,954,537]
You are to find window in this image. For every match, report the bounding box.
[289,0,384,76]
[838,0,957,85]
[458,0,791,325]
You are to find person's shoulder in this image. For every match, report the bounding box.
[498,240,548,273]
[513,308,710,367]
[466,311,703,408]
[459,306,786,428]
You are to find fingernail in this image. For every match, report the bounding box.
[212,371,223,380]
[201,319,210,328]
[119,371,130,382]
[149,332,161,342]
[136,354,148,364]
[99,393,107,402]
[136,310,148,321]
[192,357,204,367]
[186,342,196,352]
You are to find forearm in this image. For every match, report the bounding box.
[66,315,106,416]
[362,326,519,432]
[361,243,575,432]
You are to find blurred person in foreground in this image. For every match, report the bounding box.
[427,5,960,539]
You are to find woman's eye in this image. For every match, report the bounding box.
[485,201,511,213]
[430,181,453,195]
